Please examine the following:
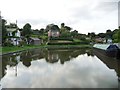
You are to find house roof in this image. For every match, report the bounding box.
[30,37,40,40]
[7,28,17,32]
[47,24,60,31]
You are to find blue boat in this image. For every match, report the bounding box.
[106,45,120,58]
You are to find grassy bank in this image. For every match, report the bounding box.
[1,44,92,55]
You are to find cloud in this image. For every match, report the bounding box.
[118,1,120,26]
[1,55,118,88]
[0,0,119,33]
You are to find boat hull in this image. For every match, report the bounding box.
[93,47,120,59]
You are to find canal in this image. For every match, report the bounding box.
[0,48,120,88]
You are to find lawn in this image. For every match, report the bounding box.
[2,45,44,54]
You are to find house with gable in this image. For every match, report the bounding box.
[6,23,21,45]
[47,24,60,38]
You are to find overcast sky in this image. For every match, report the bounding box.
[0,0,119,34]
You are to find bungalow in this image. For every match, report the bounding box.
[6,23,21,45]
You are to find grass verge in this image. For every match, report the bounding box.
[1,44,92,55]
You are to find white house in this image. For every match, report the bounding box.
[6,23,21,45]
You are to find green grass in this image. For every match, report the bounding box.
[73,39,82,42]
[2,44,92,55]
[2,45,44,54]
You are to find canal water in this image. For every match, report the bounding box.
[0,48,120,88]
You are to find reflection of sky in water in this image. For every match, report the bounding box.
[1,54,118,88]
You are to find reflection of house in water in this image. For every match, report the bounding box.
[47,51,59,63]
[45,48,93,64]
[45,49,73,64]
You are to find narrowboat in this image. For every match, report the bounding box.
[93,44,120,59]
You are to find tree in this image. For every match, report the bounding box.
[97,33,106,38]
[60,23,66,32]
[61,23,65,28]
[71,30,78,38]
[106,29,113,39]
[112,27,120,43]
[22,23,32,36]
[22,23,32,44]
[64,26,72,32]
[88,32,96,39]
[118,26,120,42]
[39,28,44,35]
[2,19,7,45]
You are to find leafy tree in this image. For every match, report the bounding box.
[22,23,32,44]
[71,30,78,38]
[22,23,32,36]
[112,27,120,43]
[106,29,113,39]
[61,23,65,28]
[64,26,72,32]
[97,33,106,38]
[39,28,44,35]
[118,26,120,42]
[2,19,7,45]
[88,32,96,39]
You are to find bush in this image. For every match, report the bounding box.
[4,41,14,46]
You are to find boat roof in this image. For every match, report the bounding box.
[93,43,120,50]
[93,44,110,50]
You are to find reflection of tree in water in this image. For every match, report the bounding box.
[86,49,95,57]
[1,48,94,78]
[2,53,20,78]
[20,49,45,67]
[20,51,32,67]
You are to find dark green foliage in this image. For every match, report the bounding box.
[97,33,106,38]
[106,29,113,39]
[4,40,13,46]
[2,19,8,46]
[112,27,120,43]
[71,30,78,38]
[22,23,32,36]
[22,23,32,44]
[39,28,44,35]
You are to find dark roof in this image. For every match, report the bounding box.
[107,45,119,50]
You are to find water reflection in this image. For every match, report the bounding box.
[2,48,94,70]
[1,48,119,88]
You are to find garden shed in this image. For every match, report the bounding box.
[30,37,41,45]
